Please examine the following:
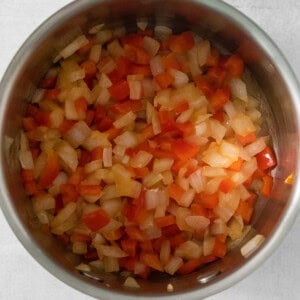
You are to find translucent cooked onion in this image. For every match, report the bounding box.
[230,78,248,102]
[164,256,183,275]
[130,151,153,168]
[143,36,160,57]
[185,215,210,231]
[241,234,265,258]
[174,240,203,260]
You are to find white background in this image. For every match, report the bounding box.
[0,0,300,299]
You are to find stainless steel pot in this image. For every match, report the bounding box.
[0,0,300,299]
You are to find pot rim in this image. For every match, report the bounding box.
[0,0,300,299]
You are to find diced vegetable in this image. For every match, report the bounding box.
[20,25,276,279]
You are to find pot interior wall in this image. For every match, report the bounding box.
[1,0,298,297]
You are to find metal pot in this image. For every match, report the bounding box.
[0,0,299,299]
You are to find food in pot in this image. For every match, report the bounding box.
[19,23,277,279]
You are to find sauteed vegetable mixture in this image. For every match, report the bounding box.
[19,23,277,279]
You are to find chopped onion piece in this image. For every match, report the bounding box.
[32,193,55,213]
[189,169,205,193]
[164,256,183,275]
[231,113,256,137]
[175,240,203,260]
[143,36,160,57]
[209,119,226,144]
[176,108,194,123]
[154,25,172,41]
[143,172,163,188]
[145,188,168,210]
[150,55,164,76]
[128,80,143,100]
[241,234,265,258]
[230,78,248,102]
[203,235,215,256]
[103,256,119,273]
[107,39,124,57]
[89,44,102,63]
[123,277,140,289]
[202,166,226,177]
[103,147,112,167]
[185,215,210,232]
[113,111,136,129]
[73,242,87,255]
[114,131,139,148]
[197,40,211,66]
[153,158,174,173]
[151,109,162,135]
[244,137,266,157]
[65,121,92,148]
[169,68,189,88]
[76,263,91,272]
[224,101,237,119]
[137,19,148,31]
[56,141,78,173]
[89,23,105,34]
[96,29,113,44]
[210,218,227,235]
[56,35,89,62]
[178,189,195,207]
[130,150,153,168]
[99,245,128,258]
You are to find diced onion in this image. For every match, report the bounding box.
[153,158,174,173]
[55,35,89,62]
[164,256,183,275]
[113,111,136,129]
[32,193,55,213]
[114,131,139,148]
[76,263,91,272]
[89,23,105,34]
[65,121,92,148]
[230,78,248,102]
[128,80,143,100]
[72,242,87,254]
[197,40,211,66]
[169,69,189,88]
[185,215,210,232]
[154,25,172,41]
[98,245,128,258]
[89,44,102,63]
[96,29,113,44]
[150,55,164,76]
[241,234,265,258]
[143,36,160,57]
[103,147,112,167]
[107,39,124,57]
[123,277,140,289]
[244,137,266,157]
[174,240,202,260]
[130,150,153,168]
[189,169,205,193]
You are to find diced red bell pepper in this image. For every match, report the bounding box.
[209,87,230,111]
[121,238,138,257]
[168,31,195,53]
[219,178,235,193]
[256,146,277,170]
[236,132,256,146]
[78,185,102,196]
[44,88,60,100]
[155,215,176,228]
[38,150,60,189]
[222,54,244,78]
[168,183,185,203]
[60,184,79,205]
[161,54,181,70]
[261,175,273,197]
[80,60,97,79]
[171,139,200,161]
[140,251,163,272]
[82,209,110,231]
[108,80,130,101]
[154,72,174,89]
[177,255,217,275]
